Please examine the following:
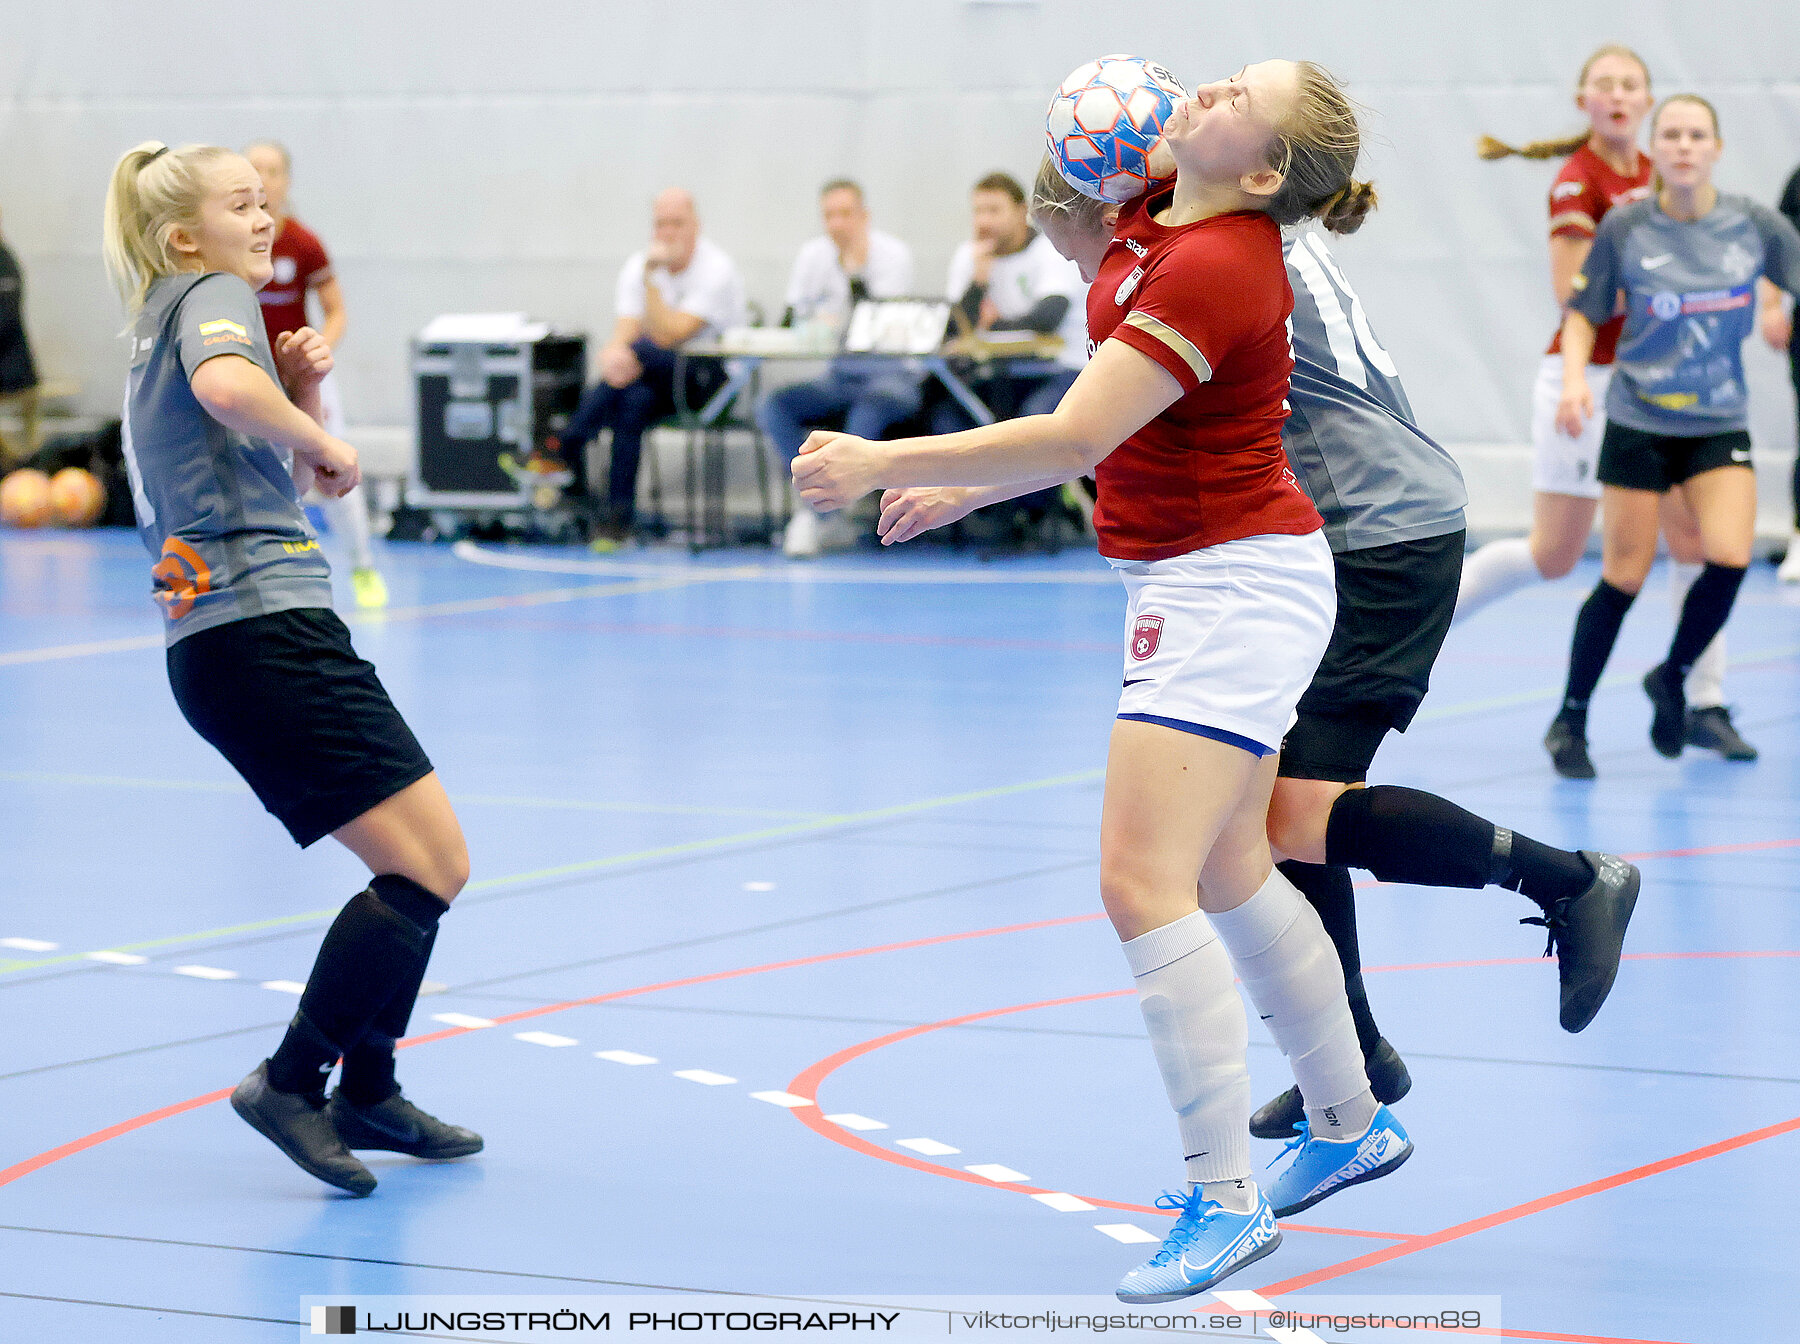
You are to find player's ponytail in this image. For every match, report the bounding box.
[102,141,233,315]
[1476,44,1651,164]
[1317,179,1379,235]
[1030,153,1114,236]
[1263,63,1374,231]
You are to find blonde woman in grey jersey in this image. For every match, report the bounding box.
[105,142,481,1198]
[1547,96,1800,773]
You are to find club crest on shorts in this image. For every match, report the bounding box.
[1131,614,1164,661]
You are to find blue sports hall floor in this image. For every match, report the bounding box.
[1,525,1796,1343]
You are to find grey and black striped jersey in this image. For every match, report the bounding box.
[1281,230,1467,553]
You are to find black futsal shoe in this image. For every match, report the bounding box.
[1520,851,1641,1034]
[1685,705,1759,761]
[1544,716,1596,780]
[328,1088,484,1160]
[231,1061,376,1196]
[1249,1037,1413,1140]
[1643,663,1687,758]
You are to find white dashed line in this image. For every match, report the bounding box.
[824,1113,888,1131]
[260,980,306,994]
[742,881,776,892]
[1031,1192,1096,1213]
[896,1138,960,1156]
[432,1012,495,1029]
[515,1031,579,1047]
[173,965,237,981]
[1094,1224,1160,1244]
[673,1069,737,1086]
[749,1091,814,1109]
[595,1050,658,1065]
[1213,1290,1324,1342]
[86,951,147,965]
[1,938,57,951]
[965,1163,1029,1183]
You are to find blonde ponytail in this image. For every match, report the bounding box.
[102,141,233,314]
[1476,131,1592,162]
[1317,179,1378,235]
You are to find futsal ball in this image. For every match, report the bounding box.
[0,468,52,528]
[1046,55,1187,203]
[48,467,107,527]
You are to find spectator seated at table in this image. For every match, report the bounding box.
[758,179,917,558]
[931,172,1089,515]
[538,188,746,548]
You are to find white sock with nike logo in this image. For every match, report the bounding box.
[1121,910,1252,1190]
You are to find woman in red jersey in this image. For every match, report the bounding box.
[1453,46,1752,771]
[794,61,1409,1302]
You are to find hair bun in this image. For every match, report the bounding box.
[1319,179,1378,235]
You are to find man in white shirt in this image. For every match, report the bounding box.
[548,188,746,546]
[757,180,918,558]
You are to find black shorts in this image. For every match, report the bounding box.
[1279,529,1463,783]
[167,607,434,847]
[1597,423,1752,492]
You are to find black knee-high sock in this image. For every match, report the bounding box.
[266,875,449,1096]
[1559,580,1638,729]
[1277,860,1381,1058]
[1325,786,1594,915]
[1667,562,1746,678]
[338,924,438,1105]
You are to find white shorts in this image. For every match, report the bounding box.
[1112,530,1337,757]
[316,369,346,438]
[1530,356,1612,500]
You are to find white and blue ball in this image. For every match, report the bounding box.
[1045,55,1187,203]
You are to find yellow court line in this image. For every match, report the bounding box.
[0,766,1104,976]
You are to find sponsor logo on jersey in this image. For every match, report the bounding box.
[1731,447,1752,463]
[1640,253,1673,270]
[1115,266,1144,306]
[1131,614,1163,661]
[1123,237,1149,258]
[1679,286,1752,316]
[274,256,298,285]
[1552,180,1585,201]
[1720,242,1756,283]
[1650,291,1682,321]
[151,536,213,620]
[1641,389,1700,410]
[1614,185,1651,206]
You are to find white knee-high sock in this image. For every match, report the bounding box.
[1209,869,1376,1139]
[1453,536,1539,627]
[320,482,375,570]
[1671,560,1727,709]
[1121,911,1252,1192]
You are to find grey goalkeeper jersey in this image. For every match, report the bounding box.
[1280,230,1467,553]
[1569,193,1800,435]
[122,272,333,645]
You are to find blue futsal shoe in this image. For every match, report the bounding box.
[1115,1188,1282,1304]
[1265,1104,1413,1217]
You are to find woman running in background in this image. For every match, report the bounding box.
[1454,46,1753,771]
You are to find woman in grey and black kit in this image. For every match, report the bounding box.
[105,141,481,1197]
[1548,96,1800,774]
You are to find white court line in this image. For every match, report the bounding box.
[1212,1289,1327,1343]
[1094,1224,1160,1245]
[673,1069,737,1086]
[595,1050,658,1065]
[749,1091,815,1109]
[896,1138,960,1156]
[965,1163,1029,1183]
[1031,1192,1096,1213]
[172,965,236,981]
[824,1113,887,1131]
[432,1012,496,1029]
[514,1031,579,1047]
[260,980,306,994]
[86,950,147,966]
[0,938,57,951]
[452,540,1117,586]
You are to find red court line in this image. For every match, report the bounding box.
[1254,1111,1800,1298]
[785,991,1411,1243]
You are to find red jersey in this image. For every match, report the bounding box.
[1544,143,1651,365]
[257,216,333,344]
[1087,196,1320,562]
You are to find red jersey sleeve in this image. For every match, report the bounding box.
[1107,226,1277,395]
[1548,158,1602,240]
